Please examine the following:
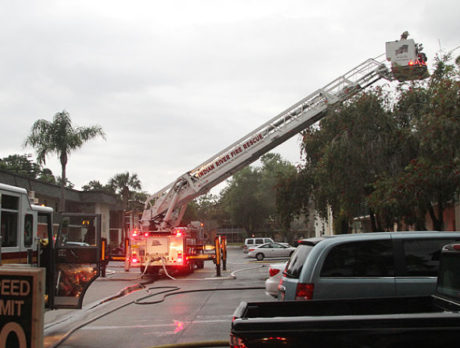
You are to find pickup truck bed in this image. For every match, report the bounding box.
[231,295,460,347]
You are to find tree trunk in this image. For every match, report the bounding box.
[427,202,443,231]
[122,186,129,210]
[368,208,382,232]
[415,207,427,231]
[59,152,68,212]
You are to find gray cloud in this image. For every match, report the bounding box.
[1,0,459,194]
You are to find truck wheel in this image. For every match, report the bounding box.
[146,266,159,277]
[256,253,264,261]
[197,261,204,269]
[188,261,195,274]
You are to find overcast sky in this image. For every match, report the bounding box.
[1,0,459,195]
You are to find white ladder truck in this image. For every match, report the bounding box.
[133,34,428,276]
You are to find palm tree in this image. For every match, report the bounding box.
[109,172,142,210]
[24,110,105,212]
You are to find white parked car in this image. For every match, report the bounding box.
[265,262,286,298]
[248,242,295,261]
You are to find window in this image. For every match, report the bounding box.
[284,243,315,278]
[402,239,459,277]
[255,238,264,244]
[437,253,460,298]
[2,194,19,210]
[246,240,254,245]
[24,214,33,247]
[321,240,394,277]
[1,194,19,247]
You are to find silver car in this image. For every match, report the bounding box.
[248,242,295,261]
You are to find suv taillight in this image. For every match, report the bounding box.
[269,268,281,277]
[295,283,314,300]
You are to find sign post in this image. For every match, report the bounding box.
[0,266,44,348]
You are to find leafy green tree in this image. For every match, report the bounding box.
[0,154,57,184]
[24,111,105,211]
[258,153,298,239]
[302,90,395,232]
[218,153,297,236]
[83,180,117,193]
[259,154,297,217]
[220,167,263,234]
[82,180,107,191]
[56,176,74,189]
[182,200,200,225]
[182,194,227,227]
[130,190,148,204]
[301,54,459,233]
[275,167,312,241]
[109,172,142,210]
[37,168,57,184]
[0,154,41,177]
[195,194,222,220]
[373,54,460,230]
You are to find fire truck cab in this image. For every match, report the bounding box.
[1,182,103,309]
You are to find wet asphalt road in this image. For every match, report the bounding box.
[44,246,286,348]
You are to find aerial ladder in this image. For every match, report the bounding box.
[134,34,428,275]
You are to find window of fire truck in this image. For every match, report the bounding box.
[1,194,19,247]
[24,214,33,247]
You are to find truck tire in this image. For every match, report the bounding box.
[256,253,264,261]
[144,266,159,277]
[188,261,195,274]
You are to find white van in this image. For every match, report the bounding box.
[243,237,274,253]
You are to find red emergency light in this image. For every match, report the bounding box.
[173,228,184,237]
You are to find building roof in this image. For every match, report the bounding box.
[0,168,122,208]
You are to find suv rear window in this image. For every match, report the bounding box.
[284,243,315,278]
[320,240,394,277]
